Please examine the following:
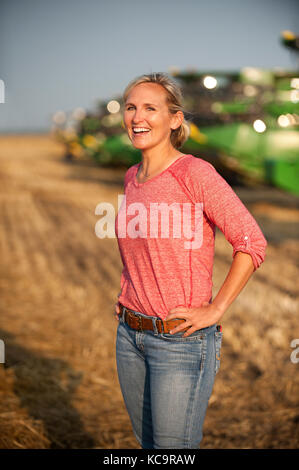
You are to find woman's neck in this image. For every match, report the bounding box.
[139,147,183,178]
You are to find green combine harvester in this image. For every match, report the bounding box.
[53,30,299,195]
[173,63,299,195]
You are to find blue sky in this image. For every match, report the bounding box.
[0,0,298,132]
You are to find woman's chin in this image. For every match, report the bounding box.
[131,142,152,150]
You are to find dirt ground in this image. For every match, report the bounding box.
[0,134,298,449]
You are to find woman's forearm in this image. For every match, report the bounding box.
[211,251,255,319]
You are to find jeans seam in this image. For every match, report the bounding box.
[187,334,211,448]
[118,322,146,362]
[184,336,206,447]
[200,334,207,371]
[214,331,222,375]
[132,428,152,449]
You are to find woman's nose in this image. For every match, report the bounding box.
[132,109,145,123]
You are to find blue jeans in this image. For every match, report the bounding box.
[116,307,223,449]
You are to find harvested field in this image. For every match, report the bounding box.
[0,134,298,449]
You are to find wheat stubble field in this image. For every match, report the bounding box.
[0,134,298,449]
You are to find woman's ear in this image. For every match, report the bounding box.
[170,110,184,131]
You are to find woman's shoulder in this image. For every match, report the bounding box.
[124,162,139,184]
[176,154,216,178]
[126,162,139,174]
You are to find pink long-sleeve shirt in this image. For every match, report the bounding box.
[115,154,267,319]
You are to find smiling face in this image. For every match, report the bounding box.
[123,82,182,151]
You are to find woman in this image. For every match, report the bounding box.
[114,72,267,449]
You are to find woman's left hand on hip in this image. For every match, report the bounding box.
[165,302,221,337]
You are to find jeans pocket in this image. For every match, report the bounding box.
[160,330,204,342]
[214,331,223,374]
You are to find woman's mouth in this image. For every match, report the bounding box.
[132,127,151,136]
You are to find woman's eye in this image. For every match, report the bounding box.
[125,106,155,111]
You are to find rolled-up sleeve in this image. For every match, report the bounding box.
[188,159,268,271]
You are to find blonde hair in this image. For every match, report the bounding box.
[122,72,190,149]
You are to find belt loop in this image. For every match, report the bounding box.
[120,305,126,322]
[137,314,143,332]
[151,318,158,335]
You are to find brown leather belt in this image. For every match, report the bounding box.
[118,302,189,334]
